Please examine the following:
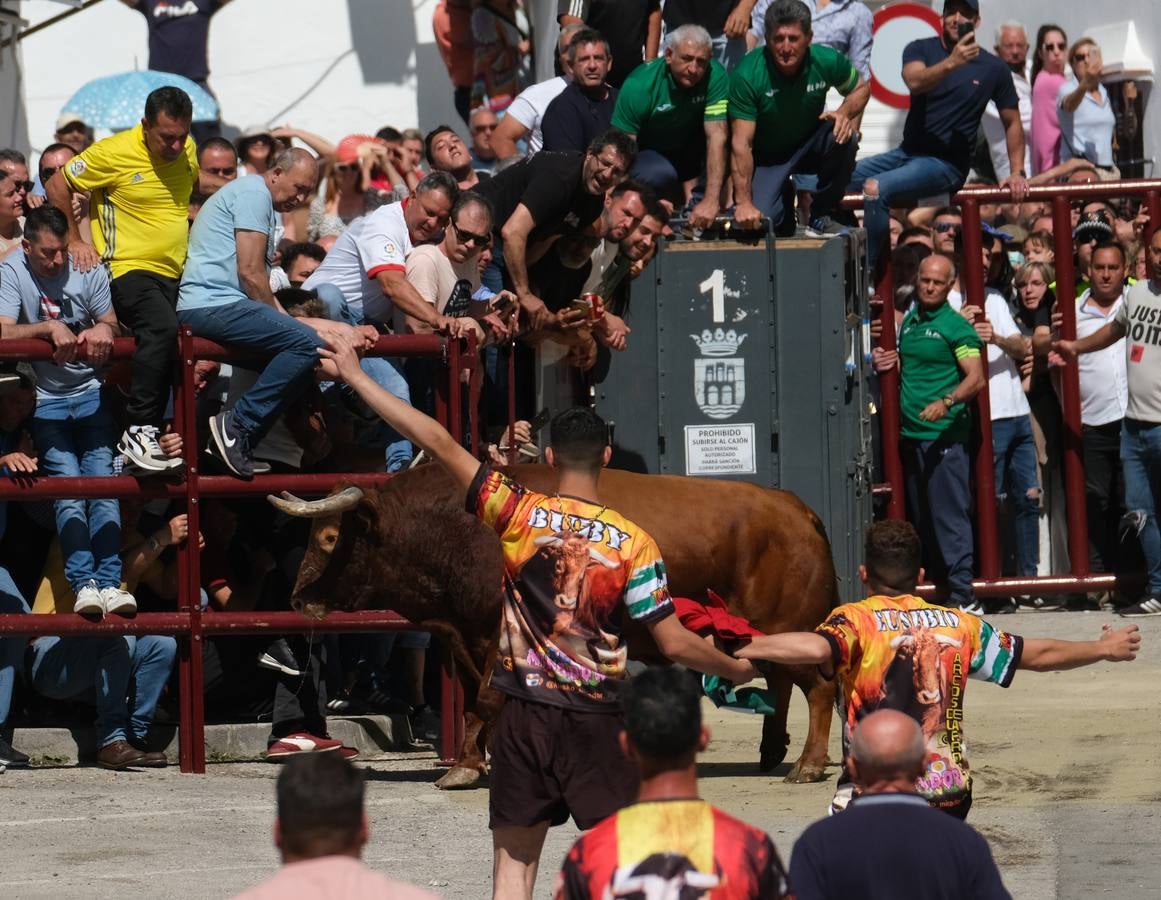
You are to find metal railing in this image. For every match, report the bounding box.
[860,178,1161,597]
[0,330,479,772]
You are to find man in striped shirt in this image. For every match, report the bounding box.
[737,520,1141,820]
[317,332,757,900]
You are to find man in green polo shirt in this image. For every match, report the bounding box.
[891,253,986,613]
[730,0,867,236]
[612,24,729,229]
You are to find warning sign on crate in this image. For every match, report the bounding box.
[684,423,757,476]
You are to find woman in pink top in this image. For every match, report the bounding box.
[1030,24,1069,175]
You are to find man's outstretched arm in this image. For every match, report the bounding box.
[1019,624,1140,671]
[319,341,480,490]
[735,631,833,666]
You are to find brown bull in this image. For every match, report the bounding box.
[269,462,838,788]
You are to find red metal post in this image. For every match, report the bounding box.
[873,256,905,519]
[959,199,999,580]
[1051,193,1091,577]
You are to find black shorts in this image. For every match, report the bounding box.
[488,695,639,831]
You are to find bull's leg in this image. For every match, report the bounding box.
[759,671,793,772]
[783,664,835,784]
[435,640,503,791]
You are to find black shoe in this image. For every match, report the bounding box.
[0,735,29,768]
[257,638,304,677]
[1119,595,1161,617]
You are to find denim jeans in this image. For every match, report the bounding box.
[992,415,1041,577]
[0,567,28,728]
[32,392,122,592]
[753,120,859,227]
[178,301,324,445]
[1121,418,1161,593]
[311,281,414,471]
[902,437,974,606]
[632,149,703,203]
[848,148,965,271]
[29,634,177,747]
[710,32,747,71]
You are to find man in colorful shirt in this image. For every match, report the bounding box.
[612,24,730,229]
[737,520,1141,819]
[877,253,985,612]
[729,0,867,236]
[554,666,793,899]
[318,339,757,900]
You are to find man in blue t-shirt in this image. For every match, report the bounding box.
[177,148,325,479]
[847,0,1028,272]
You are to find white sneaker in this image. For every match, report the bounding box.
[73,580,104,616]
[957,599,985,616]
[118,425,181,472]
[100,586,137,617]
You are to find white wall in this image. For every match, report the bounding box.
[11,0,461,155]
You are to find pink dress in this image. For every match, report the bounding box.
[1030,70,1068,175]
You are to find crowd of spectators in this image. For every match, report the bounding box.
[0,0,1154,801]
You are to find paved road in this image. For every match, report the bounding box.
[0,611,1157,898]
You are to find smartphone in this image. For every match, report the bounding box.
[529,407,550,435]
[956,21,974,40]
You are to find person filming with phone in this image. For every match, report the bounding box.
[847,0,1028,275]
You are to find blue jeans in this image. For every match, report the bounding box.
[902,437,974,606]
[32,392,122,592]
[632,149,703,203]
[710,32,747,71]
[311,281,414,471]
[179,301,324,445]
[992,415,1040,577]
[753,120,858,227]
[29,634,177,747]
[848,148,965,271]
[1121,419,1161,593]
[0,567,28,728]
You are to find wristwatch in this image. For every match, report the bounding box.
[942,394,955,408]
[147,535,164,554]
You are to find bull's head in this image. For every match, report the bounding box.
[533,532,618,610]
[890,630,961,707]
[267,486,372,618]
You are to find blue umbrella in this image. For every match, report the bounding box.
[62,70,219,130]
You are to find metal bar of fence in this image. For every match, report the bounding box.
[0,611,417,637]
[873,258,905,519]
[915,573,1123,599]
[959,198,1000,580]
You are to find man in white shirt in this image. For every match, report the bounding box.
[490,23,585,163]
[304,172,474,471]
[981,22,1032,181]
[1068,242,1129,580]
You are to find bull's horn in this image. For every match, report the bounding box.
[588,547,619,569]
[933,634,962,647]
[266,486,365,518]
[889,635,914,648]
[533,535,563,546]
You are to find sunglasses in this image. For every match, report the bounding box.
[204,166,236,177]
[10,179,33,193]
[1073,52,1090,62]
[472,124,498,134]
[452,221,491,247]
[934,222,962,233]
[334,163,359,173]
[39,166,59,182]
[1043,41,1065,51]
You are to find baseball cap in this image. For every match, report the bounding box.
[945,0,979,12]
[1073,210,1114,243]
[55,112,87,132]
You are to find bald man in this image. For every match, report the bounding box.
[788,710,1011,900]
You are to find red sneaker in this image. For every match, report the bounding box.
[338,745,360,761]
[265,733,342,760]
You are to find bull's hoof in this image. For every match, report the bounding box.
[434,766,482,790]
[758,745,788,773]
[783,758,828,784]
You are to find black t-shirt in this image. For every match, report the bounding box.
[133,0,221,83]
[474,152,604,241]
[539,83,618,154]
[558,0,659,88]
[661,0,738,33]
[789,794,1012,900]
[901,37,1019,177]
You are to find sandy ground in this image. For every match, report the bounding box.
[0,610,1158,899]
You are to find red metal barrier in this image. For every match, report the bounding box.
[0,330,474,772]
[856,178,1161,596]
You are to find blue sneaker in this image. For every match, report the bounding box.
[805,216,849,238]
[208,411,254,479]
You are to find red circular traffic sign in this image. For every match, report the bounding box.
[870,2,943,109]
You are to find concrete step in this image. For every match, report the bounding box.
[8,713,424,766]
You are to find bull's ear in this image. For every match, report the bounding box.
[352,498,380,540]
